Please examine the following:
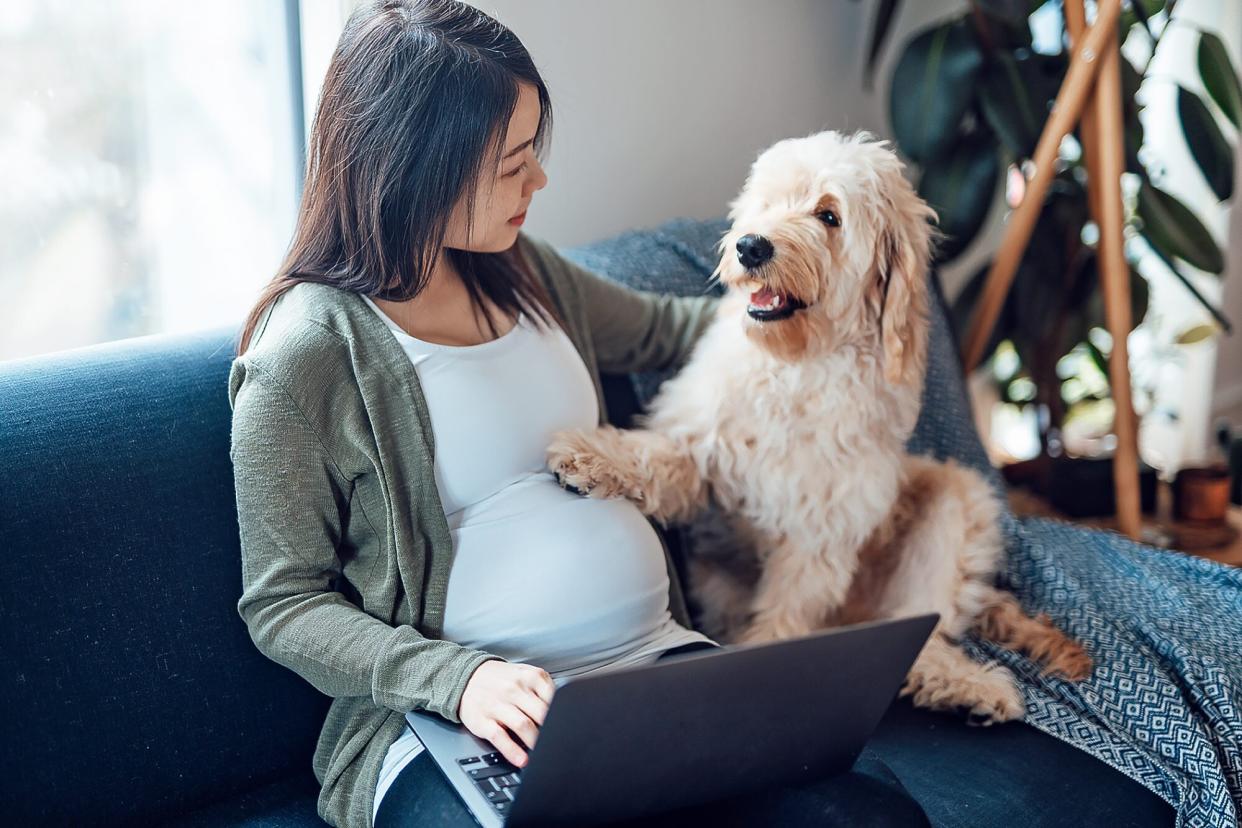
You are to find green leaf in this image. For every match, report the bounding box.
[1061,249,1099,352]
[1177,86,1235,201]
[1139,232,1233,332]
[1010,210,1070,356]
[950,261,1009,363]
[1121,56,1146,175]
[1136,182,1224,274]
[1176,323,1219,345]
[973,0,1030,26]
[889,19,984,163]
[1121,0,1165,33]
[1198,31,1242,130]
[1127,0,1160,41]
[1063,249,1149,357]
[979,50,1066,159]
[919,130,1001,261]
[1083,263,1150,335]
[971,3,1034,50]
[864,0,902,90]
[1085,338,1110,378]
[953,193,1092,371]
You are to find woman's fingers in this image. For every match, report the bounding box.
[497,703,541,753]
[524,667,557,707]
[513,668,554,725]
[484,718,528,768]
[458,661,558,768]
[512,685,550,728]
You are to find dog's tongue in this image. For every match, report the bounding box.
[750,287,777,305]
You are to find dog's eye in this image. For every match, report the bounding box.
[816,210,841,228]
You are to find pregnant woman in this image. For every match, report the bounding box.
[227,2,928,826]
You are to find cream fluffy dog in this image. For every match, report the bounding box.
[547,130,1091,724]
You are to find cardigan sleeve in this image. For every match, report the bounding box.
[228,362,504,722]
[520,233,722,375]
[579,266,721,375]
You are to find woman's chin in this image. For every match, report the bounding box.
[456,231,520,254]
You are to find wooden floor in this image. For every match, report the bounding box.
[1008,483,1242,568]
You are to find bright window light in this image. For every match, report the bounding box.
[0,1,301,362]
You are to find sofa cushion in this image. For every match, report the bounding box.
[0,329,331,826]
[870,697,1172,827]
[160,767,325,828]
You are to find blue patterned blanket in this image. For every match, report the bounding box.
[564,217,1242,828]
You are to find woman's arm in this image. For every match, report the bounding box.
[578,265,721,375]
[229,365,503,721]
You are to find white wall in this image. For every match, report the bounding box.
[1212,94,1242,431]
[1213,198,1242,422]
[1154,0,1242,460]
[298,0,981,286]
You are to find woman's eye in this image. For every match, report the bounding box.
[817,210,841,228]
[506,162,528,178]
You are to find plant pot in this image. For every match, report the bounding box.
[1045,455,1159,518]
[1173,465,1231,523]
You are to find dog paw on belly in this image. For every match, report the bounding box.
[900,665,1025,726]
[546,428,639,502]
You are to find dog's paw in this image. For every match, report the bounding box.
[959,668,1026,727]
[1042,639,1094,682]
[904,665,1025,727]
[734,623,779,647]
[546,428,633,501]
[734,615,806,646]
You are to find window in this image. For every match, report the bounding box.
[1,1,303,362]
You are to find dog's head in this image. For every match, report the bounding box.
[713,130,937,384]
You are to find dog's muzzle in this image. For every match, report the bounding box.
[746,287,806,321]
[736,234,774,269]
[736,234,806,321]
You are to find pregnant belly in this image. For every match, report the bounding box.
[441,472,673,672]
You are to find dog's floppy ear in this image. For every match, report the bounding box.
[876,179,936,385]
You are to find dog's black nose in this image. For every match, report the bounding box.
[736,234,774,269]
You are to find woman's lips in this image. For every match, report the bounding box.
[508,211,527,226]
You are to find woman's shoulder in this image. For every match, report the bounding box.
[230,281,367,409]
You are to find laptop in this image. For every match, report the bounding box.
[406,612,938,827]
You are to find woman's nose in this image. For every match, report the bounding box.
[528,159,548,193]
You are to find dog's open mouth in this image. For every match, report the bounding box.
[746,286,807,321]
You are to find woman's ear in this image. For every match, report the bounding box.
[876,183,937,385]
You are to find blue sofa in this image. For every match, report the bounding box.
[0,219,1174,826]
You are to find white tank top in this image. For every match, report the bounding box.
[361,294,713,820]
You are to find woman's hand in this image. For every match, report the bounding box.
[457,660,556,768]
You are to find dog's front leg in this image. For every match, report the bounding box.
[546,425,707,525]
[735,538,861,645]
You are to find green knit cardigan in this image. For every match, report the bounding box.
[227,232,721,828]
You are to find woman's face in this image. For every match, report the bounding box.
[444,82,548,253]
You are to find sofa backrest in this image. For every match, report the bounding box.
[0,328,331,825]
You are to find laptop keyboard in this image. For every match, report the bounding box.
[458,751,523,816]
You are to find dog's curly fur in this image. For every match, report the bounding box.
[547,130,1092,725]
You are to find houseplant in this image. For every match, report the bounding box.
[863,0,1239,509]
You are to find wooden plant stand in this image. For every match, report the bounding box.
[961,0,1142,540]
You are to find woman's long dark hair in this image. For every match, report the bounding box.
[236,0,561,356]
